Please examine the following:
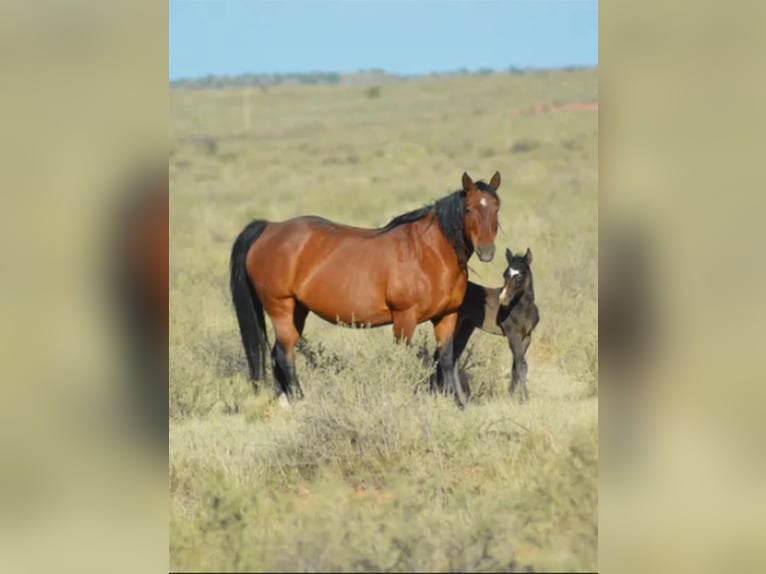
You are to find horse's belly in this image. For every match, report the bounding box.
[296,276,392,327]
[310,305,393,327]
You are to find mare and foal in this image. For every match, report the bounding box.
[230,171,538,408]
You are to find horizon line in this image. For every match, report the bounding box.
[169,63,598,84]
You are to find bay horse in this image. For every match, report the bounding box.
[229,171,502,408]
[432,247,539,403]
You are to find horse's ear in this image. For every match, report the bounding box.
[525,248,532,264]
[506,247,513,263]
[490,171,501,190]
[462,172,475,193]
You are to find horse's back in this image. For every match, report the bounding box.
[245,214,399,325]
[283,215,380,236]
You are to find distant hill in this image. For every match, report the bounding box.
[169,65,596,90]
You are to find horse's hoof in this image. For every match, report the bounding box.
[277,394,291,409]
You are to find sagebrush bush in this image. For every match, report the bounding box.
[171,406,597,572]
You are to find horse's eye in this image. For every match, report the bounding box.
[466,208,473,215]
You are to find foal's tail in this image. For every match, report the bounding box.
[230,220,270,382]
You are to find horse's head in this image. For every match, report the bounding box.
[462,171,501,262]
[499,247,533,307]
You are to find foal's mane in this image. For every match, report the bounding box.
[374,182,499,267]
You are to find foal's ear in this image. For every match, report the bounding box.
[489,171,501,190]
[505,247,513,263]
[524,248,533,264]
[462,172,476,193]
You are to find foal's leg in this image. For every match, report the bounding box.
[266,297,305,403]
[518,335,532,402]
[508,330,521,399]
[508,331,531,403]
[432,313,463,409]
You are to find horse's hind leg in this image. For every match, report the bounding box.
[293,301,309,337]
[266,298,305,403]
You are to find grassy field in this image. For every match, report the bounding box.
[170,69,598,572]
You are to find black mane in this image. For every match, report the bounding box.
[374,182,499,267]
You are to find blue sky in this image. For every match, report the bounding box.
[170,0,598,80]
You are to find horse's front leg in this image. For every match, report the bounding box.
[432,317,474,399]
[392,308,418,345]
[432,312,464,409]
[452,319,475,402]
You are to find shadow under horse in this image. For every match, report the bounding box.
[230,171,503,409]
[432,247,539,403]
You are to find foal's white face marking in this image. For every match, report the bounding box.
[500,266,521,304]
[480,197,488,207]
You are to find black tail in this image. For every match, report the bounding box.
[230,220,270,382]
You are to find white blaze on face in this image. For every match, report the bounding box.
[500,267,521,301]
[480,197,488,207]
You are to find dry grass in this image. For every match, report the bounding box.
[170,68,598,571]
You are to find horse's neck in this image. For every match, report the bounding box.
[415,213,471,271]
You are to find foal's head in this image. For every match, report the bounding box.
[499,247,533,307]
[462,171,501,262]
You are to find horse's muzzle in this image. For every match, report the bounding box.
[476,244,495,262]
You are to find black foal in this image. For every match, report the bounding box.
[432,247,539,403]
